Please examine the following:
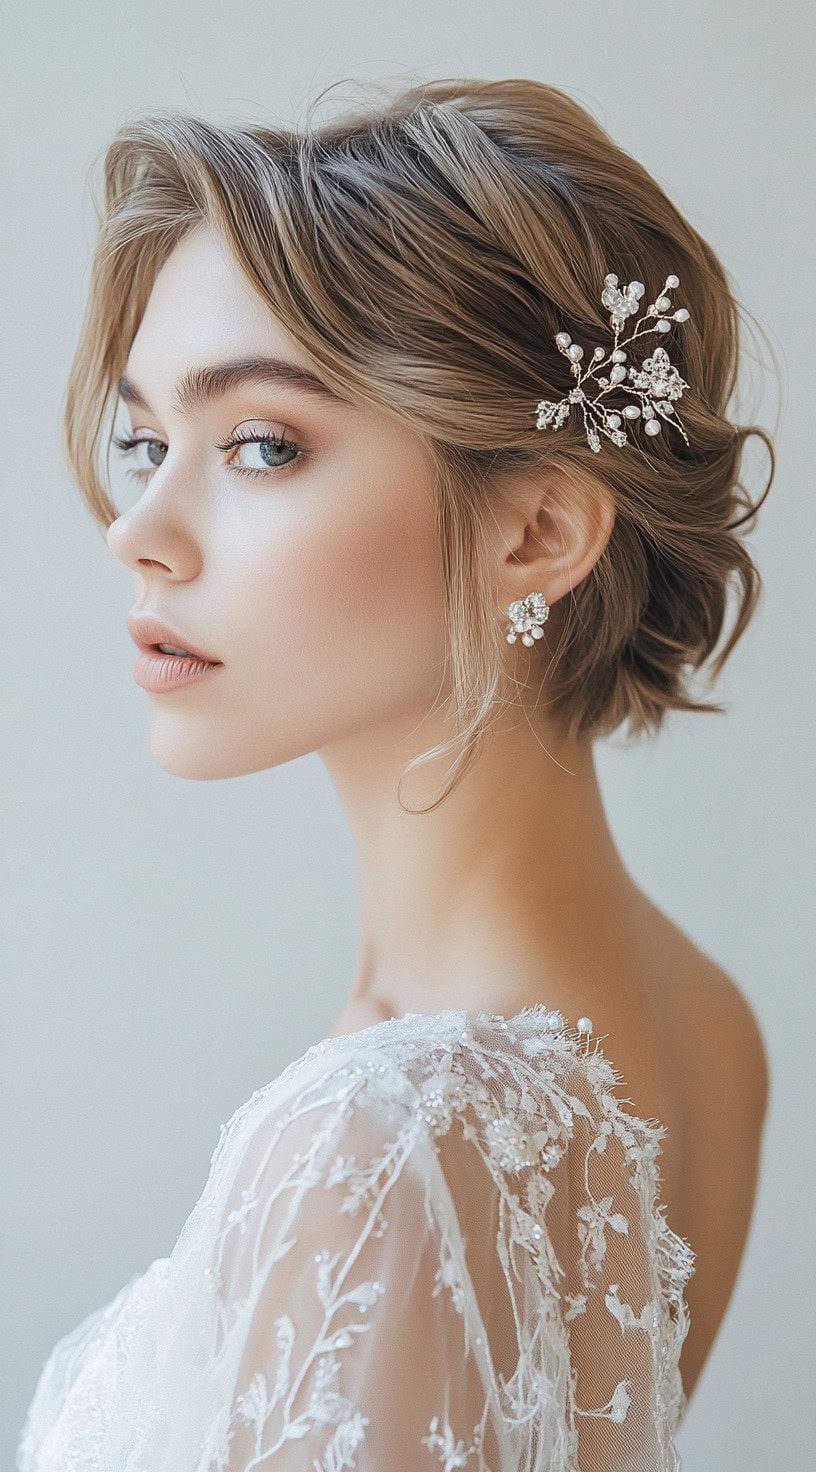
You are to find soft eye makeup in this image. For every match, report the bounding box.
[111,420,306,485]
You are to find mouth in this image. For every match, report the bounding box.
[132,643,225,693]
[146,643,219,662]
[127,612,223,665]
[141,641,223,667]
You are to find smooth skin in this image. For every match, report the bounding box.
[108,223,769,1404]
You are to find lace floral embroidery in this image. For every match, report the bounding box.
[16,1004,696,1472]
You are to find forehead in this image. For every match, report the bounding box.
[123,225,346,414]
[133,225,285,350]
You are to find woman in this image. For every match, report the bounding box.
[17,76,774,1470]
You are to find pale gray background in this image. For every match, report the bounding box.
[2,2,812,1466]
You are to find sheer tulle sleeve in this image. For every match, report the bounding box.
[186,1020,695,1471]
[16,1010,696,1471]
[196,1067,485,1470]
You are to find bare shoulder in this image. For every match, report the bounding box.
[679,950,771,1126]
[631,884,770,1122]
[721,969,771,1116]
[654,934,771,1399]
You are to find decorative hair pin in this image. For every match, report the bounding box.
[534,272,692,453]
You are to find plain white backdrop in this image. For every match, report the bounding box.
[2,3,811,1466]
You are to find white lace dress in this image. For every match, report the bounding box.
[16,1004,696,1471]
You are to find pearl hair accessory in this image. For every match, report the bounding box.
[505,590,550,647]
[534,271,692,454]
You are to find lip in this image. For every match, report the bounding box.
[133,649,224,693]
[126,612,223,665]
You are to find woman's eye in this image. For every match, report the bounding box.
[111,428,303,485]
[222,432,301,477]
[112,435,168,481]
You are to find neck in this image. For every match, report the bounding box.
[320,701,644,1022]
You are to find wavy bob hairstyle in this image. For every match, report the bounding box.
[64,75,777,809]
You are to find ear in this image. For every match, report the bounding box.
[488,464,616,615]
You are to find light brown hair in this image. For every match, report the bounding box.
[64,76,778,810]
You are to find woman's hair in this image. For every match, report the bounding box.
[65,75,778,811]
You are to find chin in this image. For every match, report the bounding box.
[146,721,306,781]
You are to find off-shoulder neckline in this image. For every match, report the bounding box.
[314,998,585,1045]
[281,1000,601,1081]
[270,1000,667,1143]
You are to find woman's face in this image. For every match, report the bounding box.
[108,224,449,780]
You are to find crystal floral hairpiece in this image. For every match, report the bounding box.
[534,272,692,453]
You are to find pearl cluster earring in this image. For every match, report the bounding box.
[505,591,550,646]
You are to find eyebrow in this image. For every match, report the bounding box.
[117,356,347,417]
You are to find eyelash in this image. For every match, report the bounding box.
[111,427,304,484]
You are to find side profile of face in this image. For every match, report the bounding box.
[108,224,450,780]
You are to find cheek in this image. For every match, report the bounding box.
[216,482,447,726]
